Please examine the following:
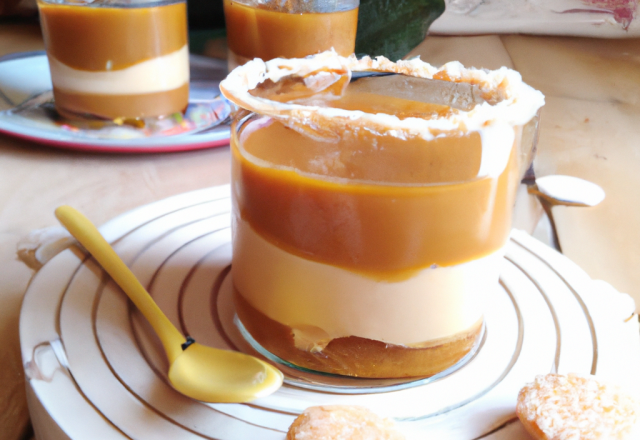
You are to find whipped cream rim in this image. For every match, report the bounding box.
[220,50,545,142]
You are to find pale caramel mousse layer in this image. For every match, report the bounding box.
[233,216,498,344]
[38,0,189,119]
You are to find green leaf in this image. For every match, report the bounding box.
[355,0,445,61]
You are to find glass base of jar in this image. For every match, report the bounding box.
[234,314,486,394]
[52,84,189,120]
[234,289,483,379]
[234,289,485,382]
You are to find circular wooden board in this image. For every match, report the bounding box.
[20,186,640,440]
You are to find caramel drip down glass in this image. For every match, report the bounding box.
[221,52,544,379]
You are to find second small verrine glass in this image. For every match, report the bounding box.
[224,0,359,69]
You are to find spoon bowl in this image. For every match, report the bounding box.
[55,205,283,403]
[532,175,605,207]
[169,342,283,403]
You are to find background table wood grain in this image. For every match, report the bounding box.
[1,24,639,440]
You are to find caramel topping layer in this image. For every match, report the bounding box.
[233,116,520,279]
[38,1,187,71]
[224,0,358,61]
[241,117,483,184]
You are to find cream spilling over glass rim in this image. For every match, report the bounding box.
[220,50,545,179]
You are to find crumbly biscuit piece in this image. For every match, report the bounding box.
[516,373,640,440]
[287,405,405,440]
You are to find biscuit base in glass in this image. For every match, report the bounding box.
[234,289,484,379]
[52,83,189,120]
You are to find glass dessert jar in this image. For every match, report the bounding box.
[223,0,359,70]
[37,0,189,120]
[220,52,544,379]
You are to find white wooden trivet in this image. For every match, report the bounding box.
[20,186,640,440]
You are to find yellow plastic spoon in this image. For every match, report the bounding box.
[55,205,283,403]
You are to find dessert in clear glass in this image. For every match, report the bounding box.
[220,51,544,378]
[223,0,359,70]
[37,0,189,120]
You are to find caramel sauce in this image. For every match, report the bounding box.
[224,0,358,62]
[53,83,189,119]
[327,89,456,120]
[38,0,187,71]
[232,90,520,280]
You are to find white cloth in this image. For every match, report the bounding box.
[432,0,640,37]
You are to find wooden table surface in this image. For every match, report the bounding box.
[1,22,639,440]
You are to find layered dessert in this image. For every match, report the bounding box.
[38,0,189,119]
[221,52,544,378]
[223,0,358,70]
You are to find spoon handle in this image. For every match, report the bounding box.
[55,205,186,363]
